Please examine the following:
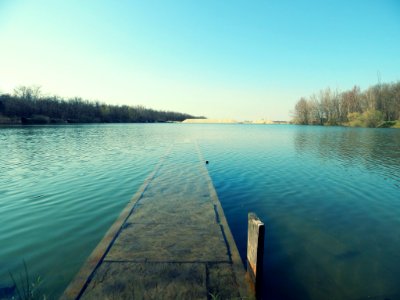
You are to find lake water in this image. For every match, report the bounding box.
[1,124,399,299]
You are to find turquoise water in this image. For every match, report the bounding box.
[1,124,399,299]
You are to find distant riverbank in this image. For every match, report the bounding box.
[0,86,203,125]
[182,118,289,124]
[292,81,400,128]
[0,115,182,125]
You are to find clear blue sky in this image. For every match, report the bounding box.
[1,0,399,120]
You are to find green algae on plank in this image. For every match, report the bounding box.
[62,142,253,300]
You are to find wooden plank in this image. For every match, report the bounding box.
[247,212,265,298]
[61,142,254,300]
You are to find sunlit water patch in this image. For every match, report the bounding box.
[1,124,399,299]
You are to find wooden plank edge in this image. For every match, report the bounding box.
[60,146,173,300]
[195,142,255,300]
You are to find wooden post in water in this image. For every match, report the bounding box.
[247,212,265,298]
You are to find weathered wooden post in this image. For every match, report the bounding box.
[247,212,265,298]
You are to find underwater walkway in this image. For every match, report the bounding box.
[61,142,253,300]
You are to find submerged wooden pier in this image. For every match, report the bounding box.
[61,142,253,299]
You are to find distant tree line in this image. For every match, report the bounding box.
[0,86,201,124]
[293,81,400,128]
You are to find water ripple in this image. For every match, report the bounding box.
[1,124,399,299]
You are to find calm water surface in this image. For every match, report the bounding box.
[1,124,399,299]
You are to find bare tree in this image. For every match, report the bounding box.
[13,85,42,100]
[294,98,310,124]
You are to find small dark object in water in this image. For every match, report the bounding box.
[0,284,16,298]
[205,160,209,164]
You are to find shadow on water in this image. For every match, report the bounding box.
[222,208,310,299]
[261,221,311,300]
[0,285,16,299]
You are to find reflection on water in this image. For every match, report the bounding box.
[294,127,400,185]
[205,125,400,300]
[1,124,399,299]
